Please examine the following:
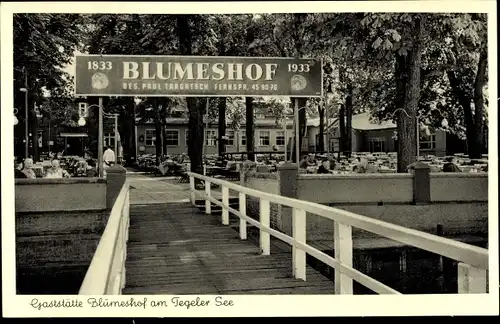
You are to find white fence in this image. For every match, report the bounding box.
[188,172,489,294]
[79,181,130,295]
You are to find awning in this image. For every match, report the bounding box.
[59,133,88,137]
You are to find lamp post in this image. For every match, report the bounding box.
[78,99,104,177]
[13,108,19,126]
[284,104,308,165]
[133,98,142,163]
[325,92,334,154]
[283,118,288,162]
[18,67,29,159]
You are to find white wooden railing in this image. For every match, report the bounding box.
[79,181,130,295]
[188,172,489,295]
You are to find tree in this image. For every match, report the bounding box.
[13,13,86,160]
[356,13,427,171]
[212,15,253,156]
[441,13,488,158]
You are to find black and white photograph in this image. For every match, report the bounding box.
[1,0,498,317]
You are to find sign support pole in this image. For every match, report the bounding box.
[98,97,104,178]
[294,99,300,166]
[325,98,330,155]
[114,114,118,163]
[283,120,287,162]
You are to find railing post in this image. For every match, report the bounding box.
[292,208,306,280]
[259,199,271,255]
[222,185,229,225]
[239,192,247,240]
[189,175,195,205]
[458,263,487,294]
[205,180,211,215]
[334,221,353,294]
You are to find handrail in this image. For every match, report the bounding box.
[188,171,489,294]
[79,181,130,295]
[188,172,488,268]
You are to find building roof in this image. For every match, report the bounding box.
[330,112,396,131]
[136,116,324,127]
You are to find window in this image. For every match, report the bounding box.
[225,130,235,146]
[240,130,246,146]
[275,131,285,146]
[145,129,156,146]
[420,134,436,150]
[165,130,179,146]
[368,138,385,153]
[104,132,116,148]
[206,130,217,146]
[259,131,270,146]
[185,130,189,146]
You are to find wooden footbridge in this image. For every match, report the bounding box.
[78,173,489,295]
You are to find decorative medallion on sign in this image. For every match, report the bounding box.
[291,74,307,91]
[91,72,109,90]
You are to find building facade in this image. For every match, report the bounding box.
[325,112,448,156]
[135,118,300,156]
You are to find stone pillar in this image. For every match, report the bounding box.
[277,162,299,235]
[106,164,127,210]
[411,161,431,204]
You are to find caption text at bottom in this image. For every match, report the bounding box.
[30,296,235,310]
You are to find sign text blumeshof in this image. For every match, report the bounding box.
[122,61,278,81]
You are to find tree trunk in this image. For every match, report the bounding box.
[446,49,487,159]
[298,98,307,154]
[187,98,205,174]
[154,118,162,165]
[245,97,255,161]
[218,97,227,156]
[396,15,423,173]
[471,49,487,159]
[318,105,325,151]
[177,15,203,176]
[162,125,168,157]
[125,103,137,164]
[30,107,39,161]
[345,83,353,157]
[339,104,346,153]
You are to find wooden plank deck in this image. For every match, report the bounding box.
[123,202,333,295]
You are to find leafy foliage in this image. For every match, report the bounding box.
[15,12,488,163]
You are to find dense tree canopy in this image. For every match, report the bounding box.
[13,12,489,169]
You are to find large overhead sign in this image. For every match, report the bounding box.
[74,55,322,97]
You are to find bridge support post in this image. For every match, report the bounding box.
[106,164,127,211]
[292,208,306,280]
[259,199,271,255]
[334,221,353,294]
[205,180,211,214]
[189,176,195,205]
[458,263,488,294]
[239,193,247,240]
[222,186,229,225]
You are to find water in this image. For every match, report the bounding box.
[307,243,487,294]
[17,266,87,295]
